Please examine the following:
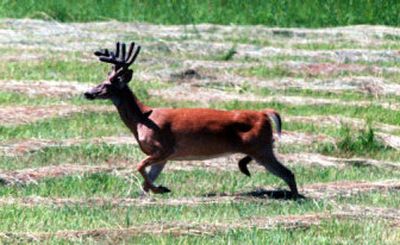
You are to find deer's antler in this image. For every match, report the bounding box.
[94,42,141,71]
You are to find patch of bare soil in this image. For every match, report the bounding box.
[0,104,113,126]
[0,80,93,97]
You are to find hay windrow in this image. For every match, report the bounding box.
[0,135,136,157]
[0,205,399,241]
[1,152,399,185]
[0,104,113,126]
[1,179,398,207]
[149,84,400,111]
[0,80,93,97]
[0,213,329,241]
[285,115,400,134]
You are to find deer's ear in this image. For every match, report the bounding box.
[111,69,133,87]
[123,69,133,84]
[143,109,153,118]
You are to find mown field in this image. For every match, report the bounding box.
[0,19,400,243]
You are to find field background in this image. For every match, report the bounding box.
[0,1,400,244]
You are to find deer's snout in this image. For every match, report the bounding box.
[84,86,101,100]
[84,91,95,100]
[84,83,111,100]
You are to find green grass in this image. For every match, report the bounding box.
[335,126,388,155]
[202,81,400,104]
[0,91,70,106]
[0,144,143,170]
[293,42,400,50]
[0,111,127,140]
[0,201,325,232]
[284,122,399,159]
[9,220,397,244]
[122,220,399,245]
[1,0,399,27]
[235,65,295,78]
[214,100,400,126]
[1,165,398,198]
[338,190,400,209]
[1,60,108,83]
[234,64,400,82]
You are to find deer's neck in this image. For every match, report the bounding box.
[112,87,152,132]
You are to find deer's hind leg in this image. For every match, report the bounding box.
[238,155,252,177]
[253,149,299,198]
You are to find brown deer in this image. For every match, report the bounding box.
[84,42,300,198]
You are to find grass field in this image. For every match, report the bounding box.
[0,18,400,243]
[0,0,399,27]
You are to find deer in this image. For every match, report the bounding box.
[84,42,300,198]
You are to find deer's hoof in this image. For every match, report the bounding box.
[153,185,171,194]
[293,193,306,200]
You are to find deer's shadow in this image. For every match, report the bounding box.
[205,188,306,201]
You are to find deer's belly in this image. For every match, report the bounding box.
[167,137,236,160]
[169,152,231,161]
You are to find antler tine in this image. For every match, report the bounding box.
[127,45,141,66]
[98,55,124,67]
[121,42,126,61]
[126,42,135,61]
[94,48,109,57]
[115,42,120,59]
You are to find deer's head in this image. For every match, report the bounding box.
[84,42,140,100]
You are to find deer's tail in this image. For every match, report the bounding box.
[264,109,282,138]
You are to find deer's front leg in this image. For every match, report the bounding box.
[137,156,170,194]
[142,161,167,193]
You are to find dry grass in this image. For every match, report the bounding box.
[0,104,112,126]
[1,205,398,242]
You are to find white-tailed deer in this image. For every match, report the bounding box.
[84,42,299,198]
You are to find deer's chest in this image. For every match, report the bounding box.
[136,124,160,154]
